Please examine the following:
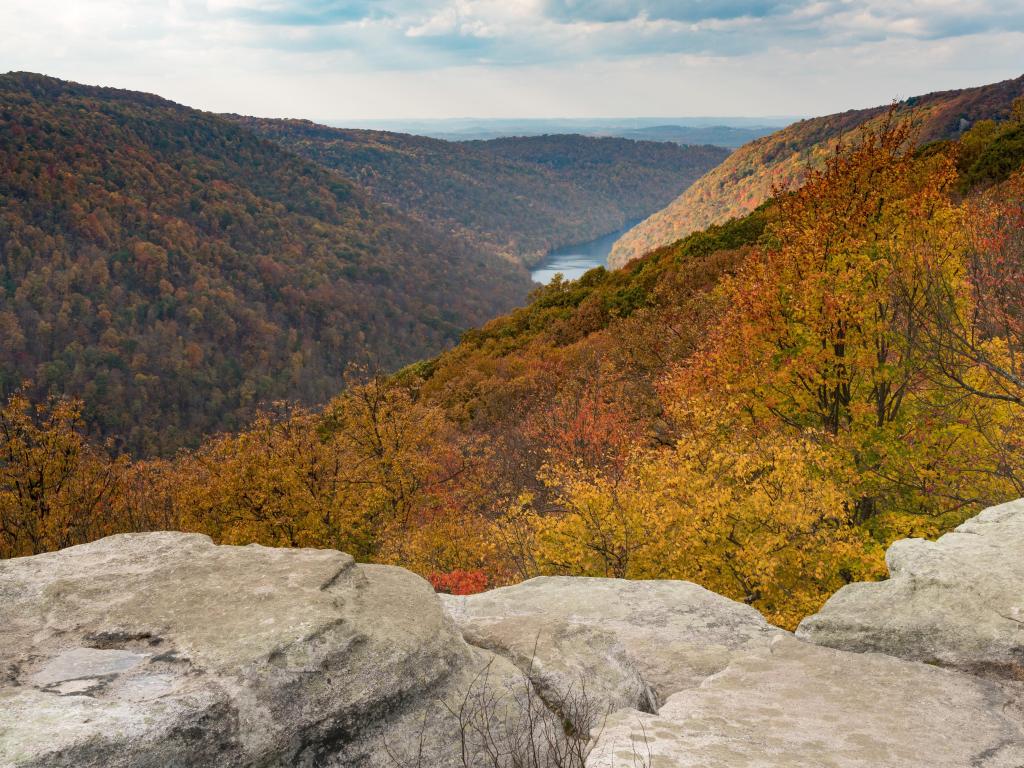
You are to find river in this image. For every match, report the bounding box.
[529,224,636,285]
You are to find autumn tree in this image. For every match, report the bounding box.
[899,170,1024,496]
[529,402,882,628]
[662,116,1017,530]
[707,118,947,434]
[172,406,356,552]
[532,462,660,579]
[170,373,508,581]
[911,171,1024,408]
[0,389,125,558]
[633,423,881,628]
[521,352,645,478]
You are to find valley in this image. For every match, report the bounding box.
[232,117,728,266]
[0,73,723,455]
[2,65,1024,642]
[5,3,1024,765]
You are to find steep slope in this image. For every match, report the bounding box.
[232,117,729,265]
[0,72,533,455]
[609,74,1024,268]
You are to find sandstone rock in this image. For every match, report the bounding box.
[587,635,1024,768]
[442,576,782,723]
[9,500,1024,768]
[797,498,1024,679]
[0,533,540,768]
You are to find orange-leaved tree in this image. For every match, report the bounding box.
[666,115,1014,533]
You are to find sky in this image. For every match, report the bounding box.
[2,1,1023,121]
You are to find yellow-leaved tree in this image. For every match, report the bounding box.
[531,412,881,628]
[171,373,509,582]
[0,389,126,558]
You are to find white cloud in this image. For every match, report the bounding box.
[1,0,1021,118]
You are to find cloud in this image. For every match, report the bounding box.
[224,1,385,26]
[193,0,1024,66]
[541,0,788,23]
[8,1,1022,71]
[1,0,1021,120]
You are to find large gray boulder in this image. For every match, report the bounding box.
[0,533,544,768]
[442,576,782,724]
[7,498,1024,767]
[587,635,1024,768]
[797,498,1024,679]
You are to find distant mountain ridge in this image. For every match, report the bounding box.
[230,117,730,265]
[609,74,1024,268]
[0,72,533,454]
[610,124,777,148]
[330,116,794,145]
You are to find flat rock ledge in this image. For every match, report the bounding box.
[3,498,1024,767]
[588,635,1024,768]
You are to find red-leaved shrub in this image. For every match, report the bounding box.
[429,569,487,595]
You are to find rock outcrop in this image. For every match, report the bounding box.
[797,498,1024,680]
[0,533,540,768]
[442,577,781,722]
[588,635,1024,768]
[4,499,1024,767]
[586,499,1024,766]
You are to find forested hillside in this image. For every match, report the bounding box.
[612,123,776,148]
[0,72,533,455]
[609,74,1024,267]
[4,75,1024,636]
[233,117,729,264]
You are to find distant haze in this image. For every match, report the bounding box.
[333,117,796,147]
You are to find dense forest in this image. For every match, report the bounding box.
[4,98,1023,632]
[233,117,729,265]
[611,123,777,148]
[0,72,534,455]
[609,74,1024,267]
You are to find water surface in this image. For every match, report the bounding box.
[530,225,636,284]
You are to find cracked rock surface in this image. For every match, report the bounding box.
[442,576,782,722]
[797,498,1024,680]
[588,499,1024,767]
[4,499,1024,767]
[0,533,535,768]
[587,635,1024,768]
